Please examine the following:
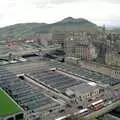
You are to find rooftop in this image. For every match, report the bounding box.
[29,68,83,92]
[0,66,60,119]
[67,83,98,94]
[49,61,120,86]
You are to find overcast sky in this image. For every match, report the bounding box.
[0,0,120,28]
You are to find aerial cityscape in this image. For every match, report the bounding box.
[0,0,120,120]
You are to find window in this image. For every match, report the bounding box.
[15,113,24,120]
[90,92,93,96]
[77,105,83,109]
[7,117,14,120]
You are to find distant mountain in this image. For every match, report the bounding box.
[109,28,120,34]
[0,17,98,41]
[50,17,97,31]
[59,17,94,24]
[0,23,47,41]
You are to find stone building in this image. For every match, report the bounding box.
[64,32,97,62]
[65,83,100,101]
[39,33,53,47]
[52,30,120,65]
[52,31,67,47]
[111,69,120,79]
[105,51,120,67]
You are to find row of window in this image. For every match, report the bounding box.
[79,90,99,100]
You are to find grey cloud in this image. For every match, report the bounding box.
[105,0,120,3]
[32,0,50,8]
[0,14,4,20]
[51,0,120,4]
[32,0,71,7]
[32,0,120,8]
[6,0,17,8]
[50,0,80,4]
[95,0,120,4]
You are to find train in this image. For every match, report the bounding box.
[55,98,118,120]
[55,108,88,120]
[55,114,71,120]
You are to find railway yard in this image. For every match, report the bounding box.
[0,59,120,120]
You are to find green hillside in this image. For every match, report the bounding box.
[51,17,97,31]
[0,23,46,41]
[0,17,98,41]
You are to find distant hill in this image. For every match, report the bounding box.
[0,23,47,41]
[51,17,97,31]
[110,28,120,34]
[0,17,98,41]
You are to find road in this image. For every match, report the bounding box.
[84,100,120,120]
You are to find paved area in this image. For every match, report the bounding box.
[0,60,120,120]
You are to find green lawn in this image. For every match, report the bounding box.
[0,88,22,117]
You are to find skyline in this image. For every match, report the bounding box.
[0,0,120,28]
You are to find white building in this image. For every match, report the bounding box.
[65,83,100,101]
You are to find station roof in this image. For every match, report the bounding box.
[0,88,22,117]
[49,61,120,86]
[67,83,98,94]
